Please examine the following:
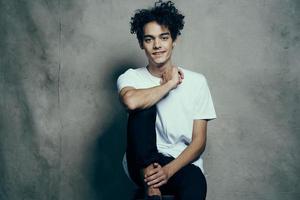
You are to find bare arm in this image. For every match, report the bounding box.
[119,66,183,111]
[144,119,208,187]
[119,83,172,110]
[165,119,207,177]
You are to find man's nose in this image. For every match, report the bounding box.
[153,39,161,49]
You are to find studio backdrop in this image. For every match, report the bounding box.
[0,0,299,199]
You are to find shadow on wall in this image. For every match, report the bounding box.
[88,60,141,200]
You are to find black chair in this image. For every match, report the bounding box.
[133,187,176,200]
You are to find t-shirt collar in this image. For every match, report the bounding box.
[144,66,161,84]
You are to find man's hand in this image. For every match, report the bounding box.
[160,66,184,89]
[144,163,172,188]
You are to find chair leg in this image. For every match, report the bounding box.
[133,187,176,200]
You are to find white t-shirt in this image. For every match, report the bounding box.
[117,66,217,180]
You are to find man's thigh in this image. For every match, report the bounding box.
[164,163,207,200]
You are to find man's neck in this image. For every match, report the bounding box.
[147,60,173,78]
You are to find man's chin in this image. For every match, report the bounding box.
[152,59,167,67]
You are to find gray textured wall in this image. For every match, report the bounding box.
[0,0,299,200]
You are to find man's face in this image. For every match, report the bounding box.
[141,21,175,67]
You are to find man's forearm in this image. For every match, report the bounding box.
[166,139,206,177]
[123,81,174,110]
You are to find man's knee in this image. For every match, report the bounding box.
[129,105,157,120]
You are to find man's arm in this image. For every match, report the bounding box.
[144,119,208,187]
[119,82,173,111]
[166,119,207,177]
[119,67,183,111]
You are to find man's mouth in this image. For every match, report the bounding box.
[152,51,166,56]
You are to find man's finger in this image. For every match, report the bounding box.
[153,180,167,188]
[178,69,184,79]
[147,175,165,186]
[145,170,163,182]
[153,163,161,168]
[145,168,160,178]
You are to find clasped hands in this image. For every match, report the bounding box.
[144,163,172,188]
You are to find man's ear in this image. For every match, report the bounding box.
[172,38,178,48]
[172,40,176,48]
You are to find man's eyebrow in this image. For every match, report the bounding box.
[160,32,170,36]
[143,35,154,38]
[143,32,170,38]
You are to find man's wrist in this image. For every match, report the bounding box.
[164,79,176,91]
[165,162,176,178]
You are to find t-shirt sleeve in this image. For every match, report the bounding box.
[193,76,217,121]
[116,68,139,93]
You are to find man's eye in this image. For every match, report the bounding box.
[162,37,169,40]
[144,38,151,42]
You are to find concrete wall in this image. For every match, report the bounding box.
[0,0,299,199]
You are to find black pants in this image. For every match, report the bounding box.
[126,105,207,200]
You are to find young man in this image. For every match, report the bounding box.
[117,1,217,199]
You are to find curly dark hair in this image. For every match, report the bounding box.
[130,0,185,46]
